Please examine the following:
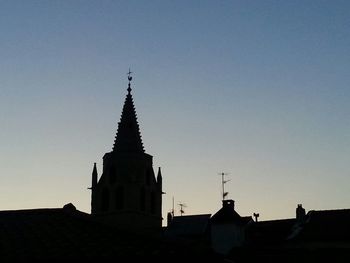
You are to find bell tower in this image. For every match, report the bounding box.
[90,71,162,230]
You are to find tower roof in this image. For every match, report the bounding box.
[112,76,144,153]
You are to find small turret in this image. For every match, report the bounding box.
[157,167,162,187]
[92,162,98,189]
[90,163,98,214]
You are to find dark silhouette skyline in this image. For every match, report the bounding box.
[1,74,350,261]
[1,2,349,221]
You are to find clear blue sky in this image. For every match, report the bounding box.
[0,0,349,221]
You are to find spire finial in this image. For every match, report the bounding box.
[127,68,133,94]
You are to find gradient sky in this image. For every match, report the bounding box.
[0,1,349,222]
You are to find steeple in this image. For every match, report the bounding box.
[112,71,144,153]
[91,71,162,230]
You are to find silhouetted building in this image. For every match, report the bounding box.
[246,217,296,246]
[210,199,253,254]
[0,204,161,260]
[165,214,211,241]
[90,76,162,231]
[289,208,350,246]
[228,205,350,263]
[0,204,225,261]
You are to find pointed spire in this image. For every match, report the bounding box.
[112,71,144,153]
[157,167,162,182]
[92,162,97,177]
[157,167,162,192]
[91,162,98,189]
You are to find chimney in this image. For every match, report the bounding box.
[167,212,173,226]
[296,204,306,222]
[222,199,235,210]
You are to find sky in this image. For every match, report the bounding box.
[0,0,349,222]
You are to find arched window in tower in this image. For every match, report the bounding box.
[101,188,110,212]
[109,165,116,185]
[150,191,156,214]
[140,187,146,212]
[115,186,124,210]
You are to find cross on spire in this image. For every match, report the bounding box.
[127,68,133,81]
[127,68,133,94]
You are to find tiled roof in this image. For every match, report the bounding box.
[246,218,296,245]
[241,216,254,224]
[292,209,350,242]
[210,202,251,225]
[0,205,146,259]
[165,214,211,238]
[0,205,222,260]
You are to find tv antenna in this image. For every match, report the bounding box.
[253,213,260,222]
[171,196,175,217]
[219,172,230,201]
[178,202,187,216]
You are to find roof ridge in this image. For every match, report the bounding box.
[0,207,63,213]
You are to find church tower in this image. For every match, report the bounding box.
[90,72,162,231]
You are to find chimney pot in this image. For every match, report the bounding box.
[222,199,235,209]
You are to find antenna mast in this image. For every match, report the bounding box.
[172,196,175,217]
[178,202,187,216]
[219,172,230,201]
